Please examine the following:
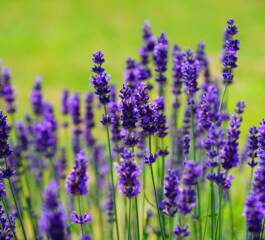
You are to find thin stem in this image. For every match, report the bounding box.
[135,197,140,240]
[8,178,27,240]
[148,135,165,239]
[218,83,228,113]
[78,196,85,236]
[210,177,215,240]
[218,187,224,240]
[142,161,146,237]
[169,217,174,240]
[228,192,236,240]
[190,104,202,240]
[128,198,132,240]
[104,105,120,240]
[2,198,17,240]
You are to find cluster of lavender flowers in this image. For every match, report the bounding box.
[0,18,263,240]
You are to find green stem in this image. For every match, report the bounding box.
[218,83,228,113]
[169,217,174,240]
[218,187,223,240]
[128,198,131,240]
[78,196,85,236]
[148,135,165,239]
[142,161,146,237]
[104,105,120,240]
[8,178,27,240]
[228,192,236,240]
[210,177,215,240]
[135,197,140,240]
[190,104,202,240]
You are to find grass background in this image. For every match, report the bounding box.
[0,0,265,238]
[0,0,264,129]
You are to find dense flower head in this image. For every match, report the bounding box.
[115,159,141,198]
[39,181,67,240]
[71,211,92,224]
[243,192,264,234]
[144,152,158,164]
[120,85,139,130]
[222,18,240,84]
[16,120,29,151]
[69,92,82,125]
[247,126,259,167]
[84,92,96,147]
[183,161,202,186]
[177,187,196,214]
[34,120,57,157]
[139,102,158,135]
[55,147,67,179]
[30,75,43,115]
[172,44,183,108]
[109,102,122,145]
[0,204,16,239]
[65,151,89,195]
[181,49,199,96]
[154,96,167,138]
[207,170,234,189]
[197,85,219,130]
[220,101,245,170]
[154,33,168,84]
[124,58,138,85]
[139,20,156,65]
[104,190,114,223]
[173,225,190,238]
[162,169,179,216]
[196,42,211,85]
[1,67,16,114]
[0,111,12,158]
[90,51,111,104]
[61,88,69,115]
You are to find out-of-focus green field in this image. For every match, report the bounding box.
[0,0,264,130]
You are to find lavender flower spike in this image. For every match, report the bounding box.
[221,18,240,85]
[115,158,141,198]
[66,151,89,195]
[0,111,12,159]
[30,75,43,115]
[39,181,67,240]
[90,51,111,105]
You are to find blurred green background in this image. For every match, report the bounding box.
[0,0,264,128]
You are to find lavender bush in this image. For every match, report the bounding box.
[0,18,263,240]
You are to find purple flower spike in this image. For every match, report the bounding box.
[181,49,199,97]
[61,88,69,115]
[247,126,259,167]
[162,169,179,217]
[154,33,168,85]
[183,160,202,186]
[90,51,111,105]
[173,224,190,238]
[221,18,240,85]
[220,101,245,170]
[243,192,264,235]
[39,181,67,240]
[69,93,82,126]
[115,159,141,198]
[30,76,43,115]
[172,44,183,109]
[71,211,92,224]
[66,151,89,196]
[0,111,12,158]
[84,92,96,147]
